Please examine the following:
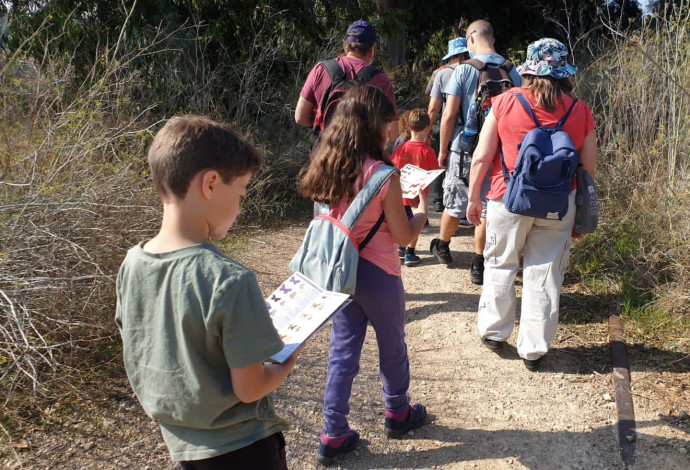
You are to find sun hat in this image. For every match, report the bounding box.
[346,20,377,44]
[517,38,577,79]
[442,37,469,62]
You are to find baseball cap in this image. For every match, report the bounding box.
[346,19,377,43]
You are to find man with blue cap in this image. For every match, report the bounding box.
[426,37,470,212]
[295,19,398,148]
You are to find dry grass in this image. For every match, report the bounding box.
[570,6,690,346]
[0,12,317,443]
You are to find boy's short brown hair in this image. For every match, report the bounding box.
[408,108,431,133]
[148,115,262,199]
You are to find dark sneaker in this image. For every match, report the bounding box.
[523,357,544,372]
[433,200,444,212]
[404,252,421,266]
[458,217,473,228]
[384,404,427,438]
[397,246,405,259]
[315,430,359,466]
[481,338,504,351]
[430,238,452,264]
[470,255,484,285]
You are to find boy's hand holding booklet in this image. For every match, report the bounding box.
[266,272,351,363]
[399,164,444,199]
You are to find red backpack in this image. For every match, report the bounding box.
[310,59,381,157]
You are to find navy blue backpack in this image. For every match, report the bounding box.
[501,93,579,220]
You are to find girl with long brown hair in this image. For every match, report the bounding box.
[300,84,429,466]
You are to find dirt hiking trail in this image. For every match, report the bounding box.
[7,209,689,470]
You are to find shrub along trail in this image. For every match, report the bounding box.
[6,210,688,470]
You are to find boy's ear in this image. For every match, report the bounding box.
[200,170,220,200]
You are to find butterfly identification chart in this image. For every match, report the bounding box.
[266,272,351,363]
[399,164,445,199]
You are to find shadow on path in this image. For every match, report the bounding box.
[341,420,689,469]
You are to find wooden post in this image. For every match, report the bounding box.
[609,313,636,467]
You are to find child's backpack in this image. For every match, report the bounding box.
[573,166,598,235]
[310,59,381,157]
[464,58,516,133]
[501,93,579,220]
[289,165,397,295]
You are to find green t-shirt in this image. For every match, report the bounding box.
[115,242,288,461]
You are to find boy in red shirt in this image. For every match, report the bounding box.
[391,109,440,266]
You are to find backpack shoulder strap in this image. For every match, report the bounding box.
[463,58,485,71]
[555,98,579,131]
[500,92,539,181]
[513,93,541,128]
[500,59,514,73]
[340,165,397,230]
[355,64,381,84]
[322,59,346,83]
[358,213,385,250]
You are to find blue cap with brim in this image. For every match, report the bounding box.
[346,20,377,44]
[442,37,468,62]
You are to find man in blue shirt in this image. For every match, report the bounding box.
[430,20,521,285]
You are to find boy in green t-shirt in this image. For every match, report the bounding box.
[115,115,300,469]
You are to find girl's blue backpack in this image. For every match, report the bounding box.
[501,93,579,220]
[289,165,397,295]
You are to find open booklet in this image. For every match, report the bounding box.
[399,164,444,199]
[266,272,351,363]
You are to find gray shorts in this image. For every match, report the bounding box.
[443,151,490,219]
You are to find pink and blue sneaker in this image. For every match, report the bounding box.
[384,403,428,438]
[315,429,359,466]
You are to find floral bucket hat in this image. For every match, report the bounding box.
[517,38,577,79]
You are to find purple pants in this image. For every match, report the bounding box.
[322,257,410,435]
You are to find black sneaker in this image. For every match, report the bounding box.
[315,430,359,466]
[481,338,504,351]
[433,200,444,212]
[470,255,484,285]
[384,403,427,438]
[430,238,452,264]
[523,357,544,372]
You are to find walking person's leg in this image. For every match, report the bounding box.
[477,199,531,347]
[317,299,367,465]
[355,258,427,437]
[322,300,368,436]
[470,176,492,285]
[518,192,576,368]
[431,152,465,264]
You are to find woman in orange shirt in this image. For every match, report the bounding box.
[467,38,597,371]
